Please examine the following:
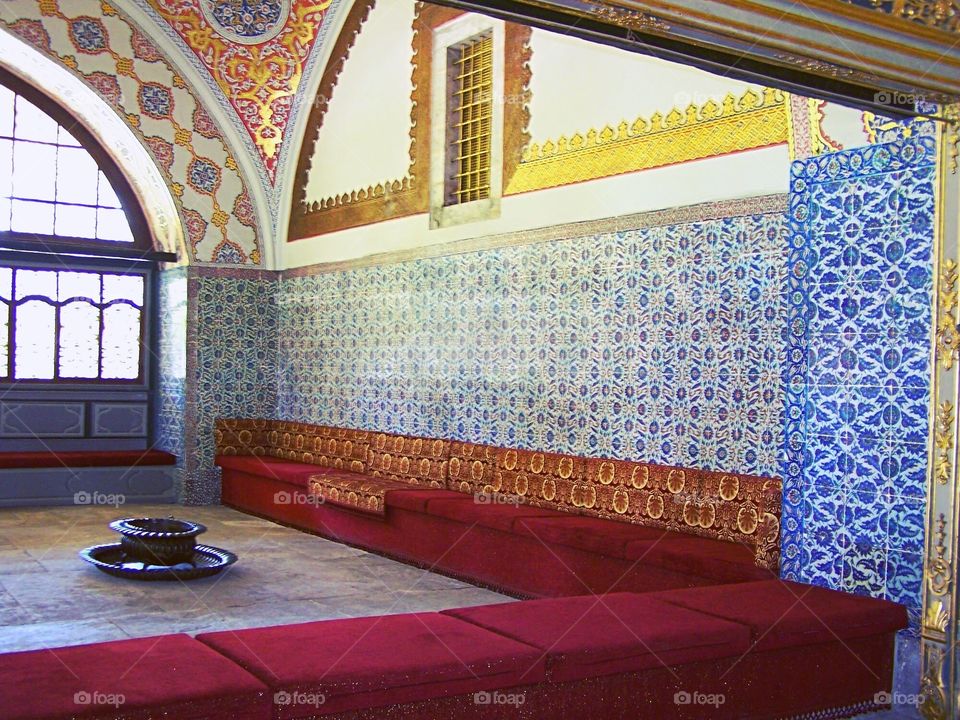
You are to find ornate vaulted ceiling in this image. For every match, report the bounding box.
[140,1,334,183]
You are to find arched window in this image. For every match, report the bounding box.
[0,66,168,458]
[0,69,156,386]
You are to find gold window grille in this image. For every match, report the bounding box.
[447,33,493,205]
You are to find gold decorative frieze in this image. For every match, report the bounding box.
[936,258,960,369]
[934,402,954,485]
[924,599,949,632]
[920,642,948,720]
[507,88,788,195]
[838,0,959,35]
[928,513,953,596]
[585,1,671,32]
[945,104,958,175]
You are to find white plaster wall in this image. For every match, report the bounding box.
[527,28,762,144]
[819,101,870,151]
[283,144,789,268]
[302,0,416,204]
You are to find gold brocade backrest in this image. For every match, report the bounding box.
[494,448,586,511]
[268,421,369,472]
[214,419,368,472]
[446,441,500,495]
[367,432,450,488]
[579,457,782,569]
[214,418,271,456]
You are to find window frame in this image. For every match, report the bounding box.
[429,15,505,230]
[0,253,153,389]
[0,67,153,254]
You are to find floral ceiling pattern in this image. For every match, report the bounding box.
[146,0,334,181]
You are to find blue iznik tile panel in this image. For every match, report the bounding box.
[185,273,279,504]
[155,267,188,497]
[278,212,788,478]
[784,138,935,624]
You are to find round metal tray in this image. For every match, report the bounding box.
[79,543,237,581]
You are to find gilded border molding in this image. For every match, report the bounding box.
[934,402,955,485]
[585,1,672,32]
[506,88,788,194]
[837,0,959,34]
[935,258,960,369]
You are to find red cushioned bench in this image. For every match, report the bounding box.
[197,612,548,718]
[0,449,176,469]
[189,581,905,719]
[0,633,270,720]
[214,420,780,598]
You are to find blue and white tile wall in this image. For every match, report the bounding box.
[183,272,280,504]
[278,212,788,477]
[784,137,936,625]
[155,266,188,497]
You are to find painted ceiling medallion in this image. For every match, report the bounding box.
[149,0,333,179]
[199,0,291,44]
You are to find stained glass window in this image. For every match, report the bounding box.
[0,84,133,242]
[0,266,144,381]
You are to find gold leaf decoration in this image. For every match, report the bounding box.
[936,259,960,370]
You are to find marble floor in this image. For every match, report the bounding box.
[0,504,922,718]
[0,503,512,654]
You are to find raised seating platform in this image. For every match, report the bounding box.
[0,419,908,718]
[213,419,780,596]
[0,581,906,719]
[0,449,178,507]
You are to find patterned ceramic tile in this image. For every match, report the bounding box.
[181,270,280,503]
[276,211,789,478]
[155,267,188,497]
[784,137,935,624]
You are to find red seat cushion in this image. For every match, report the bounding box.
[385,487,470,513]
[216,455,319,488]
[444,593,750,682]
[0,634,270,720]
[647,580,909,651]
[197,612,546,718]
[0,449,176,469]
[514,515,675,558]
[425,496,571,533]
[625,535,773,582]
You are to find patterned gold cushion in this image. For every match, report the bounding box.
[214,418,271,456]
[367,433,449,488]
[308,470,415,516]
[495,448,587,509]
[446,441,500,494]
[580,457,782,571]
[214,419,368,472]
[268,421,369,471]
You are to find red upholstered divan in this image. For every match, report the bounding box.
[0,449,176,468]
[197,612,548,718]
[194,581,907,719]
[0,633,270,720]
[214,420,781,598]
